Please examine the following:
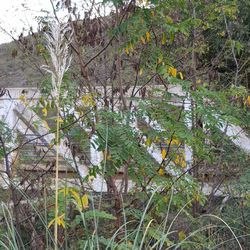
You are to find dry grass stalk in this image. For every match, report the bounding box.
[42,21,72,249]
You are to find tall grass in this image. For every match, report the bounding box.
[0,186,246,250]
[0,203,20,250]
[42,21,72,249]
[70,187,244,250]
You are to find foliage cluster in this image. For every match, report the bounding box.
[0,0,250,249]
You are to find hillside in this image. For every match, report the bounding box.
[0,38,46,87]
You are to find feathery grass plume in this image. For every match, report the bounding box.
[42,21,72,249]
[42,22,72,99]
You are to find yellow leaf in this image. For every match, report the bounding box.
[166,138,181,146]
[145,138,151,147]
[194,193,202,202]
[19,94,26,102]
[166,239,174,247]
[166,16,173,24]
[178,231,186,241]
[54,214,66,228]
[70,189,88,210]
[103,149,109,159]
[88,175,95,182]
[161,148,167,159]
[70,189,82,209]
[141,166,146,176]
[154,136,160,143]
[172,139,180,145]
[59,187,69,196]
[181,159,186,168]
[107,154,112,160]
[59,216,65,228]
[161,33,167,45]
[48,218,55,228]
[157,55,163,64]
[55,117,63,123]
[168,67,177,77]
[81,194,89,209]
[140,36,146,44]
[174,154,186,168]
[43,120,50,130]
[196,79,202,84]
[139,68,143,76]
[42,107,47,117]
[82,94,95,107]
[179,72,184,80]
[158,168,165,176]
[246,96,250,106]
[172,68,177,77]
[125,47,129,55]
[163,196,169,203]
[19,94,28,106]
[218,31,225,37]
[146,31,151,42]
[174,155,180,165]
[48,213,65,229]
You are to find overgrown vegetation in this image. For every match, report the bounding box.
[0,0,250,249]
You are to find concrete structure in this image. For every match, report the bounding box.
[0,86,249,196]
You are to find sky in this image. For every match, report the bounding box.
[0,0,109,45]
[0,0,54,44]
